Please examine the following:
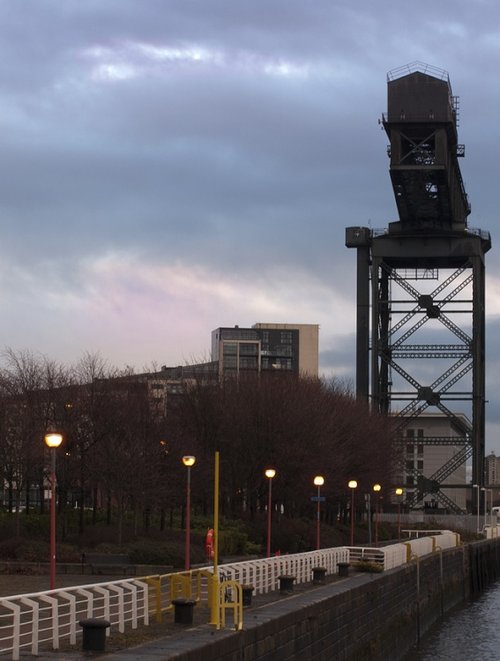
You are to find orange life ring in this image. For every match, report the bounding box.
[205,528,215,560]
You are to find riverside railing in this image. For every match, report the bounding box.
[0,531,461,659]
[212,547,350,594]
[0,578,149,661]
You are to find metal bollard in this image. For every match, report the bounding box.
[278,575,296,594]
[79,618,110,652]
[312,566,327,584]
[241,584,254,607]
[172,598,196,625]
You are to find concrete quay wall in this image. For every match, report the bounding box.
[162,539,500,661]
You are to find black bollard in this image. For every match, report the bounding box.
[79,618,110,652]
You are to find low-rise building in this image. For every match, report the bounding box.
[397,413,468,512]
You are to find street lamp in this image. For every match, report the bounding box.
[313,476,325,550]
[44,430,63,590]
[182,455,196,571]
[348,480,357,546]
[395,487,403,541]
[373,484,382,546]
[473,484,480,534]
[265,469,276,557]
[481,487,487,531]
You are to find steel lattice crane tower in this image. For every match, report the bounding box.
[346,63,491,512]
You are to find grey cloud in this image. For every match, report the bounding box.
[1,0,500,394]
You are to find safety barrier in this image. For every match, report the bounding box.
[0,578,148,661]
[402,531,459,562]
[0,531,460,659]
[483,525,500,539]
[209,547,350,595]
[144,568,214,623]
[347,531,460,569]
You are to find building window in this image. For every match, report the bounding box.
[280,331,292,344]
[270,358,292,370]
[406,460,414,471]
[240,357,258,369]
[417,460,424,470]
[239,343,258,356]
[417,444,424,455]
[406,444,414,455]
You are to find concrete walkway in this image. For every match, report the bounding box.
[18,572,370,661]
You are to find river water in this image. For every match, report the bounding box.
[405,581,500,660]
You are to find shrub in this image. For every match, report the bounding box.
[17,539,50,562]
[244,540,262,556]
[0,537,24,560]
[353,560,383,573]
[127,541,180,566]
[218,528,248,556]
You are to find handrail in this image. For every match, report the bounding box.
[0,531,460,659]
[0,578,148,661]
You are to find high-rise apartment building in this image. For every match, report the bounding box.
[211,323,319,379]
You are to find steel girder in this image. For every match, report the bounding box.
[370,248,485,513]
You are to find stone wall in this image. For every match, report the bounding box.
[171,539,500,661]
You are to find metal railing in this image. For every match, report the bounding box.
[0,532,460,659]
[205,547,350,595]
[0,578,149,661]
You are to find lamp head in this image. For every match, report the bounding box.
[44,432,63,449]
[182,455,196,467]
[395,487,404,496]
[265,468,276,479]
[313,475,324,487]
[373,483,382,492]
[348,480,357,489]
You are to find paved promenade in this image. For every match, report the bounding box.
[1,571,365,660]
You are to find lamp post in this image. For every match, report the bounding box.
[44,430,63,590]
[481,487,487,531]
[373,484,382,546]
[313,476,324,550]
[265,469,276,557]
[348,480,357,546]
[395,488,403,541]
[182,455,196,571]
[473,484,480,534]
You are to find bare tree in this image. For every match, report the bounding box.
[168,374,396,523]
[0,349,70,534]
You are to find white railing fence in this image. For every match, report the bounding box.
[0,578,149,661]
[0,531,460,659]
[214,547,350,595]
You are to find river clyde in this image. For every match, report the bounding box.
[405,580,500,660]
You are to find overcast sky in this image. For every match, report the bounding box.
[2,1,500,449]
